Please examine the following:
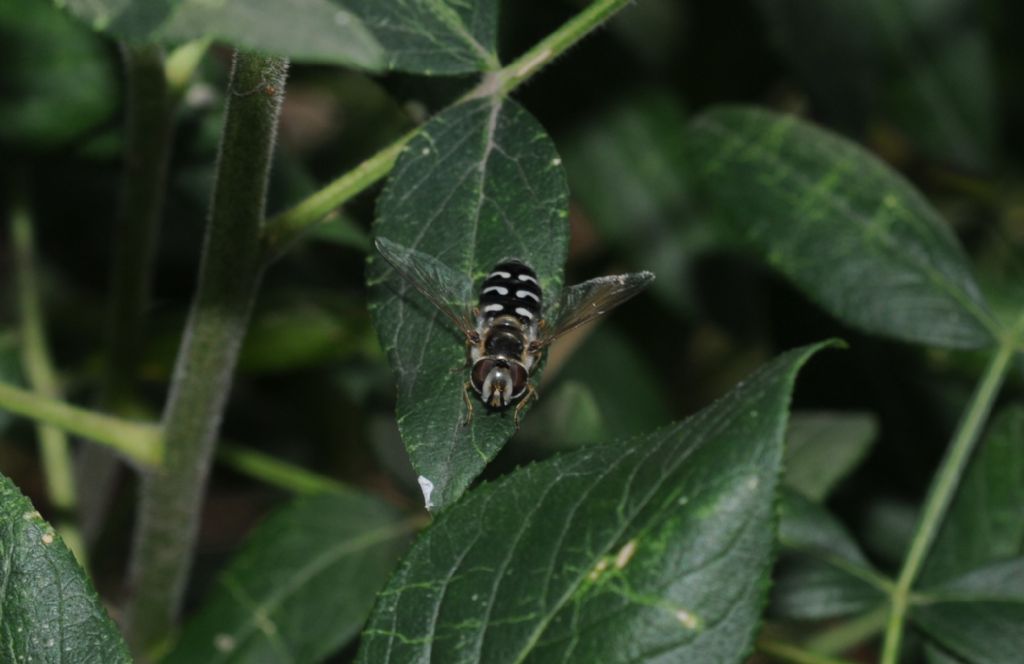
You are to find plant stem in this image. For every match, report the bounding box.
[77,42,178,546]
[10,202,86,563]
[217,443,348,495]
[0,381,163,467]
[261,0,634,256]
[757,638,858,664]
[124,52,288,656]
[880,333,1019,663]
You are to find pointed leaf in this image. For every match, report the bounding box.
[922,405,1024,585]
[689,106,997,349]
[773,489,888,619]
[784,410,878,501]
[368,98,569,511]
[165,490,413,663]
[0,472,131,662]
[57,0,385,70]
[356,343,831,663]
[343,0,500,74]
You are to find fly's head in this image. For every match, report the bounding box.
[471,357,528,408]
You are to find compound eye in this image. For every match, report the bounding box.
[471,359,494,393]
[508,362,528,399]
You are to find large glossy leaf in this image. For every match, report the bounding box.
[784,410,878,501]
[772,489,888,619]
[343,0,500,74]
[913,558,1024,664]
[165,490,413,663]
[368,98,569,511]
[688,106,997,349]
[0,0,117,149]
[355,343,830,663]
[921,405,1024,585]
[57,0,385,70]
[755,0,996,171]
[0,472,131,662]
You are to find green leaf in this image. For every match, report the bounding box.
[0,0,117,149]
[57,0,385,70]
[165,490,413,663]
[563,92,709,315]
[343,0,500,74]
[773,489,888,620]
[0,472,131,662]
[688,106,997,349]
[368,98,569,511]
[784,410,878,501]
[912,559,1024,664]
[921,405,1024,585]
[356,342,831,663]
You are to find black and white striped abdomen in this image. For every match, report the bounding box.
[478,260,542,325]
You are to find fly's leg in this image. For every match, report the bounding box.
[513,383,538,431]
[461,381,475,427]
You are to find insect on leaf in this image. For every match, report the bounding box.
[367,97,569,512]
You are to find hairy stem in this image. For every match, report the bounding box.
[124,52,288,656]
[76,42,177,546]
[261,0,633,255]
[880,331,1019,663]
[11,202,86,563]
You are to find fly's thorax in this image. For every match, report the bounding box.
[478,260,543,327]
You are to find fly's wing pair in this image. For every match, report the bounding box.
[375,236,655,347]
[374,237,477,340]
[532,271,656,350]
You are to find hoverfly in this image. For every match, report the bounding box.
[375,237,654,427]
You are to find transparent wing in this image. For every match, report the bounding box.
[374,237,477,338]
[534,271,655,349]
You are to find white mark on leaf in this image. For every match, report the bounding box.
[614,539,637,569]
[41,532,54,545]
[214,634,236,652]
[675,608,700,630]
[418,475,435,510]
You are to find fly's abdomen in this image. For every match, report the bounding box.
[479,260,542,326]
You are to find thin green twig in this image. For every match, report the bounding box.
[804,604,888,655]
[11,201,86,563]
[880,320,1023,663]
[0,381,163,467]
[260,0,634,257]
[217,443,348,495]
